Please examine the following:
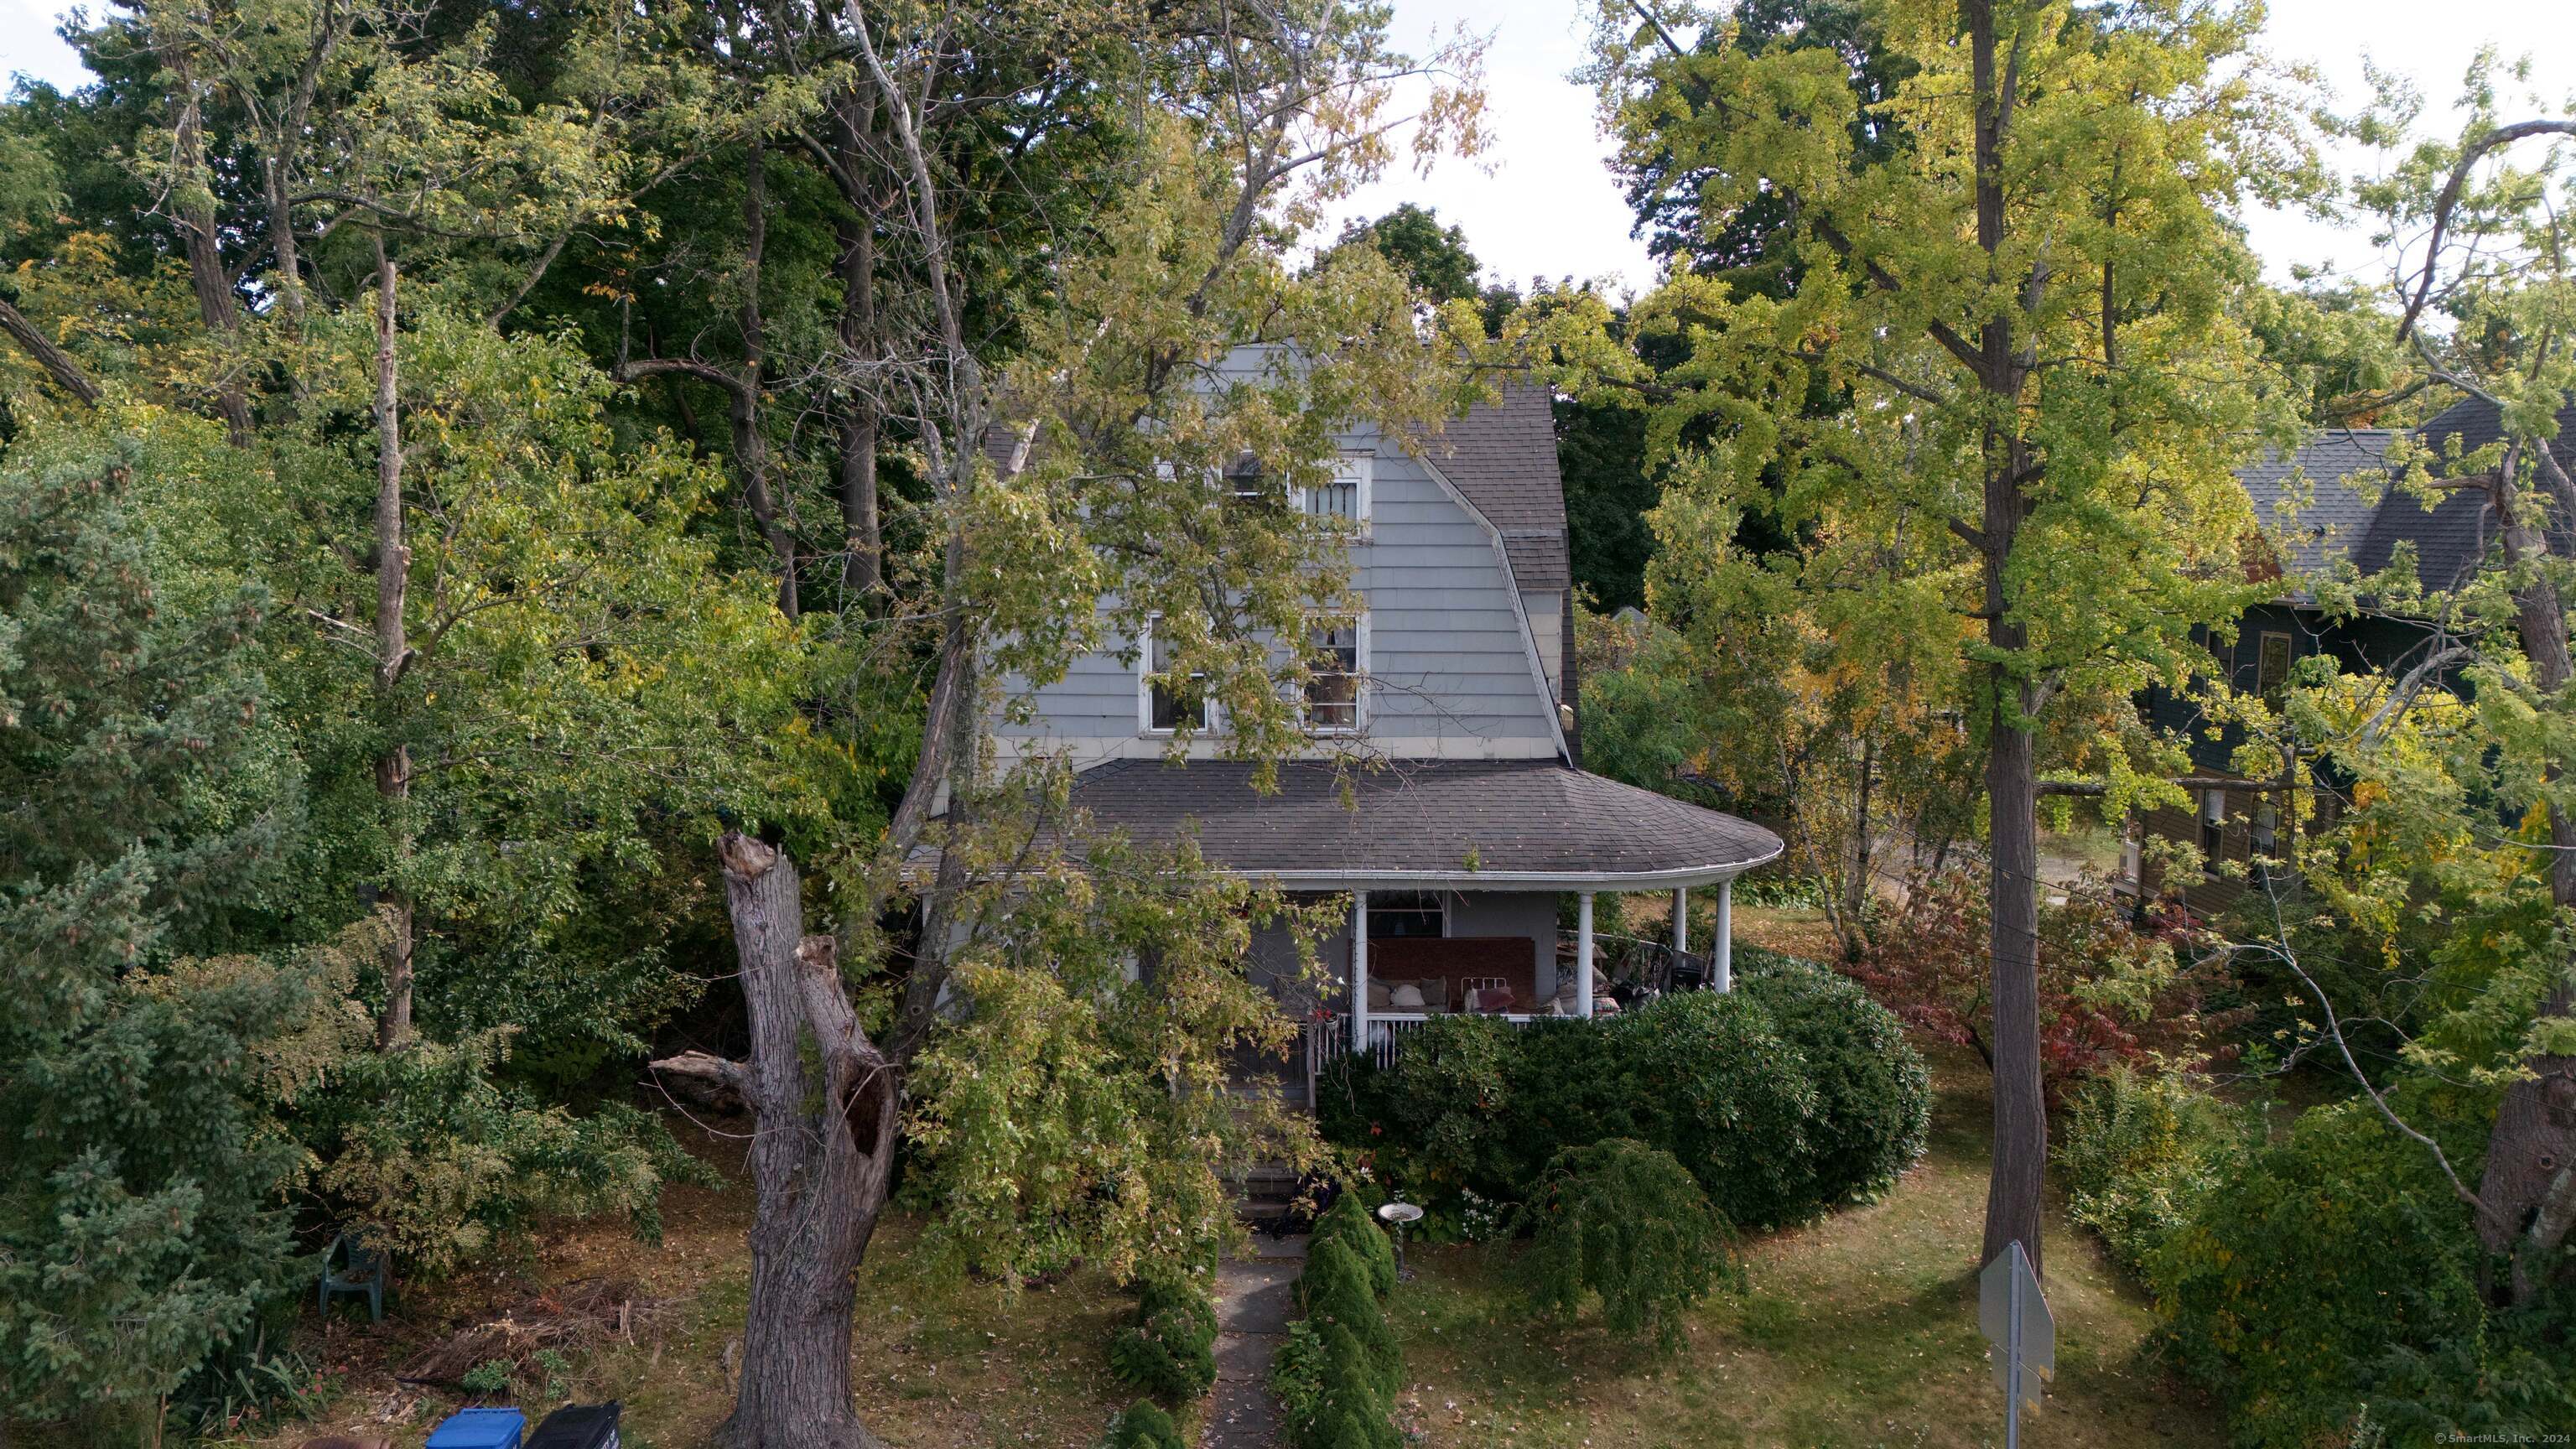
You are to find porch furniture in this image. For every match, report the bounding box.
[317,1233,387,1322]
[1366,937,1537,1015]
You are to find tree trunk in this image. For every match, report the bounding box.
[1841,732,1877,958]
[371,248,415,1050]
[171,80,254,444]
[694,833,896,1449]
[1965,0,2048,1278]
[831,94,885,601]
[736,136,799,619]
[2479,447,2576,1301]
[0,296,101,406]
[1981,701,2047,1276]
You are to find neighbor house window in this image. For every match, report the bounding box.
[2119,817,2143,889]
[1367,891,1446,939]
[1140,619,1215,734]
[1295,452,1371,525]
[2256,631,2293,706]
[1305,617,1364,733]
[2199,789,2227,875]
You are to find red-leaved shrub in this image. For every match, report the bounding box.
[1841,870,2241,1098]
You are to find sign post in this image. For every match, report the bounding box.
[1977,1240,2054,1449]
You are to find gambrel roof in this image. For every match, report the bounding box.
[1415,377,1571,592]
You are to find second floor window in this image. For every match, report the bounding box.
[1306,619,1363,732]
[2255,631,2293,707]
[1142,621,1213,734]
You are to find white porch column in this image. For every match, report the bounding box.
[1576,891,1596,1018]
[1673,886,1690,955]
[1712,876,1733,993]
[1349,889,1370,1053]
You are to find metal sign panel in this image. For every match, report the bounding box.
[1978,1240,2054,1445]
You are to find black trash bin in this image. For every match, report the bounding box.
[525,1403,621,1449]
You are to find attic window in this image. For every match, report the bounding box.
[1296,452,1371,523]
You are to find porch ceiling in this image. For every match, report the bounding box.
[1058,758,1782,890]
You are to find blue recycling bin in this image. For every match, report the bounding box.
[427,1407,527,1449]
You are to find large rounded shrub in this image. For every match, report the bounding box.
[2149,1098,2491,1448]
[1316,950,1930,1232]
[1735,952,1933,1208]
[1613,989,1827,1228]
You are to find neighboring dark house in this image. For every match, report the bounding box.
[2132,396,2576,915]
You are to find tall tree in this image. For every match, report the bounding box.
[0,442,309,1439]
[1561,0,2297,1273]
[2285,71,2576,1305]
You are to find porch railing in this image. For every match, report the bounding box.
[1301,1009,1549,1103]
[1299,932,1722,1094]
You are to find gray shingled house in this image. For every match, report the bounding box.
[990,376,1782,1093]
[2131,395,2570,914]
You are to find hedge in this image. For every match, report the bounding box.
[1318,949,1929,1229]
[1273,1207,1402,1449]
[1098,1400,1187,1449]
[2149,1095,2576,1446]
[1106,1270,1218,1404]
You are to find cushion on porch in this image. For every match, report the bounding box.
[1366,979,1393,1011]
[1381,978,1447,1012]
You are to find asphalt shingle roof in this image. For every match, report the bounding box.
[2237,430,2399,584]
[2239,397,2576,600]
[1412,377,1571,590]
[1062,758,1781,886]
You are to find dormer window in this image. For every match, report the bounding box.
[1141,618,1215,734]
[1305,616,1365,733]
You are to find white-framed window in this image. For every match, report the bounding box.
[1303,615,1367,734]
[1296,451,1372,526]
[2199,788,2227,875]
[1139,617,1217,735]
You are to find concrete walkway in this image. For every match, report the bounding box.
[1201,1233,1306,1448]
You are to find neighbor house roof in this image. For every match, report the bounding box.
[2236,397,2576,602]
[1057,758,1780,889]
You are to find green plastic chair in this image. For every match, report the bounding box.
[318,1233,387,1322]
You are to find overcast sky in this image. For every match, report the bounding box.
[5,0,2571,293]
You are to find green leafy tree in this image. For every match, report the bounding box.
[0,443,314,1437]
[2231,58,2576,1309]
[1550,0,2304,1274]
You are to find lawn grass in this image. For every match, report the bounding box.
[1383,908,2224,1449]
[233,1124,1145,1449]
